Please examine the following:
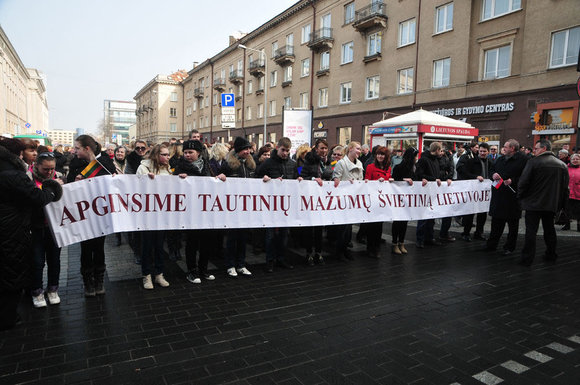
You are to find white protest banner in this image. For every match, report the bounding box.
[283,109,312,155]
[44,175,491,247]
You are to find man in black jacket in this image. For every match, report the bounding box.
[458,142,491,241]
[438,145,456,242]
[256,137,301,272]
[485,139,528,255]
[123,139,148,262]
[298,139,329,265]
[517,139,569,266]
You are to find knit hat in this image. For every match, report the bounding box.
[233,137,251,153]
[182,140,204,153]
[0,137,26,156]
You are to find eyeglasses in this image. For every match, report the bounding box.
[491,148,497,151]
[160,153,170,157]
[37,152,55,159]
[135,146,146,151]
[332,153,342,156]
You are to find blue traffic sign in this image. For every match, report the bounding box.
[221,93,235,107]
[25,123,31,128]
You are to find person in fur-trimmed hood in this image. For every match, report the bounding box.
[219,137,255,278]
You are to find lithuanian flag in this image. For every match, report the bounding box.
[80,160,104,179]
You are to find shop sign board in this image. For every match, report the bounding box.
[532,108,575,135]
[418,124,479,137]
[370,125,417,135]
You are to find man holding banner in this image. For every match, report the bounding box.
[485,139,528,255]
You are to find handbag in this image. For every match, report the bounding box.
[555,209,569,225]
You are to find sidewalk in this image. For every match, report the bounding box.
[1,224,579,384]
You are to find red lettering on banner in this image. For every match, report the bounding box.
[60,206,77,226]
[92,196,109,216]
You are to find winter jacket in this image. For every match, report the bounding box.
[567,164,580,201]
[66,154,116,183]
[455,150,476,179]
[488,151,528,219]
[136,159,172,176]
[209,158,224,177]
[517,151,569,213]
[173,156,211,177]
[301,148,330,180]
[0,145,59,291]
[124,151,143,175]
[333,156,363,181]
[457,155,491,181]
[255,149,298,179]
[365,164,391,181]
[414,151,441,181]
[439,153,454,181]
[392,161,415,181]
[220,150,256,178]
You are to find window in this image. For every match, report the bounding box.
[269,100,277,116]
[220,69,226,79]
[399,19,416,47]
[237,84,242,97]
[199,117,203,128]
[270,70,278,87]
[550,27,580,68]
[340,82,352,104]
[213,93,218,106]
[367,32,382,56]
[484,45,511,79]
[320,51,330,70]
[247,80,253,94]
[204,96,209,108]
[286,33,294,46]
[258,76,265,90]
[397,68,414,94]
[171,92,178,102]
[170,107,177,117]
[301,58,310,77]
[193,100,197,111]
[342,41,354,64]
[319,88,328,107]
[433,58,451,87]
[170,123,177,132]
[238,60,243,71]
[284,66,293,82]
[271,41,278,57]
[237,108,242,122]
[344,2,355,24]
[257,103,264,118]
[284,96,292,109]
[435,3,453,33]
[482,0,521,21]
[212,115,217,125]
[366,76,380,99]
[300,92,309,109]
[301,24,311,44]
[246,106,252,120]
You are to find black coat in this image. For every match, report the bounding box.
[66,154,116,183]
[439,153,454,181]
[300,148,329,180]
[255,149,298,179]
[488,152,528,219]
[457,155,491,180]
[518,151,569,213]
[414,151,442,181]
[173,156,211,177]
[220,150,256,178]
[0,146,57,291]
[124,151,143,175]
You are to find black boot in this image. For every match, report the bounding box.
[94,273,105,295]
[83,275,95,297]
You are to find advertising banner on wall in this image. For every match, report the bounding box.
[44,175,492,247]
[282,109,312,154]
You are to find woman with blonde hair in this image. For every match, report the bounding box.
[209,142,229,176]
[295,143,311,175]
[137,144,172,289]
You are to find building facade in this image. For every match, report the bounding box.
[1,26,49,137]
[134,71,186,144]
[47,129,76,146]
[103,100,136,145]
[139,0,580,151]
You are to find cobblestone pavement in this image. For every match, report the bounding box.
[1,222,579,384]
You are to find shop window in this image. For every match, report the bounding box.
[338,127,352,145]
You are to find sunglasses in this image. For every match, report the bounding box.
[37,152,55,159]
[135,146,146,151]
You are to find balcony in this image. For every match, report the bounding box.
[282,80,292,88]
[363,52,382,63]
[213,78,226,91]
[256,88,264,95]
[273,45,295,65]
[194,87,204,98]
[307,28,334,51]
[316,68,330,77]
[353,2,388,32]
[229,70,244,84]
[248,60,266,77]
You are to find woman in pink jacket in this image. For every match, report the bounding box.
[566,153,580,231]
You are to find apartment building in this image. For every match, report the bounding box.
[1,26,49,137]
[47,129,76,146]
[135,72,186,144]
[144,0,580,150]
[103,100,136,145]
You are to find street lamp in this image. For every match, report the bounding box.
[238,44,267,145]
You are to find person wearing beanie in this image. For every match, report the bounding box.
[0,138,63,330]
[219,137,256,277]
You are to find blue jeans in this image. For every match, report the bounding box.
[225,229,246,269]
[31,227,61,295]
[265,228,288,262]
[416,219,434,243]
[141,231,165,276]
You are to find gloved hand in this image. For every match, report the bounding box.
[42,179,63,202]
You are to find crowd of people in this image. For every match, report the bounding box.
[0,130,577,331]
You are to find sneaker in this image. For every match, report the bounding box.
[315,253,324,265]
[32,293,47,308]
[439,235,456,242]
[461,235,472,242]
[306,253,314,266]
[186,273,201,284]
[47,291,60,305]
[203,273,215,281]
[155,274,170,287]
[236,267,252,276]
[227,267,238,277]
[143,274,153,289]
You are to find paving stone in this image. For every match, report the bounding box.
[472,370,504,385]
[524,350,553,363]
[545,342,575,354]
[500,360,529,374]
